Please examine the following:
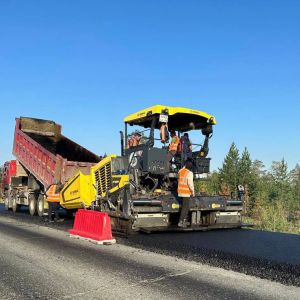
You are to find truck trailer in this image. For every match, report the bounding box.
[2,117,101,216]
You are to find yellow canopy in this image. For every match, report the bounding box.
[124,105,216,131]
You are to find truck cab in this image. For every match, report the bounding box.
[2,160,28,212]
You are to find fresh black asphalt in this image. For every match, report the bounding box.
[1,204,299,287]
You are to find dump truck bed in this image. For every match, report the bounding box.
[13,117,101,188]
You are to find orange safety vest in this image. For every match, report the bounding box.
[160,124,168,143]
[169,136,180,152]
[177,168,192,197]
[46,185,60,203]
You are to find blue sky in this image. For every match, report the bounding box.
[0,0,299,171]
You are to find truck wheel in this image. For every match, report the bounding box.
[66,209,76,219]
[12,197,20,213]
[28,194,37,216]
[37,194,45,217]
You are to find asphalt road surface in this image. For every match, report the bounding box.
[2,204,299,286]
[121,227,300,286]
[0,204,299,299]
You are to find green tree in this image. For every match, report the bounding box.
[289,164,300,184]
[205,171,220,195]
[219,143,240,196]
[249,160,267,210]
[269,159,291,203]
[238,147,252,186]
[0,167,2,199]
[215,146,299,233]
[252,160,266,177]
[271,159,289,183]
[288,164,300,212]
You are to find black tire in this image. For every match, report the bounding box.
[66,209,76,219]
[28,194,37,216]
[4,197,10,210]
[37,194,46,217]
[12,197,20,213]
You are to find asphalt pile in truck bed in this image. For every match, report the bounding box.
[27,133,100,163]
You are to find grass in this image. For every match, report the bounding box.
[242,214,300,235]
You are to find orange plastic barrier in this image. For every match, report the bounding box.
[69,209,115,244]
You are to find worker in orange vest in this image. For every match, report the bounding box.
[177,160,195,227]
[46,183,63,222]
[169,130,180,156]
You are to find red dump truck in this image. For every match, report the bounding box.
[2,117,100,216]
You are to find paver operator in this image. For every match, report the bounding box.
[128,132,142,148]
[169,130,180,156]
[180,133,193,162]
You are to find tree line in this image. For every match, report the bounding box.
[198,143,300,234]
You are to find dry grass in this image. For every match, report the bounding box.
[247,201,300,234]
